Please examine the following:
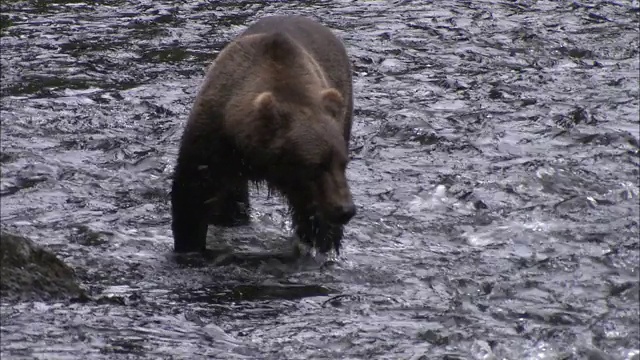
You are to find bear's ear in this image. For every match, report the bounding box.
[253,92,286,135]
[320,88,344,118]
[253,91,276,116]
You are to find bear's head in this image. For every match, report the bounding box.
[235,87,356,226]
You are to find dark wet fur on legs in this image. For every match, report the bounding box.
[205,180,251,227]
[171,163,209,253]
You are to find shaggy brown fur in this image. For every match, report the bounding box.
[171,15,355,254]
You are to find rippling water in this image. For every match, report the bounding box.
[1,1,639,359]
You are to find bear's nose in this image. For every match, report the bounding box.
[333,203,356,224]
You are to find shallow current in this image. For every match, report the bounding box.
[1,0,639,359]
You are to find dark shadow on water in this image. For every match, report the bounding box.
[174,282,335,304]
[168,248,338,303]
[171,247,315,268]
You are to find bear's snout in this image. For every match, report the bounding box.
[329,202,356,224]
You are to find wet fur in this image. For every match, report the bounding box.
[171,15,354,254]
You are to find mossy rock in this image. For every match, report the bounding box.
[0,231,86,302]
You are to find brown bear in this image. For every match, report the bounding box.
[171,15,356,255]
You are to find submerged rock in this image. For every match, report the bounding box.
[0,231,86,302]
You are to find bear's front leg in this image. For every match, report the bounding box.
[171,164,209,253]
[292,209,344,255]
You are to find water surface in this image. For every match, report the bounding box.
[1,0,639,359]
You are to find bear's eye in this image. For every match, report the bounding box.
[306,156,330,177]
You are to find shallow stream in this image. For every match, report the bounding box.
[1,1,639,359]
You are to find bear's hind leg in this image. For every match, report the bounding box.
[206,180,251,227]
